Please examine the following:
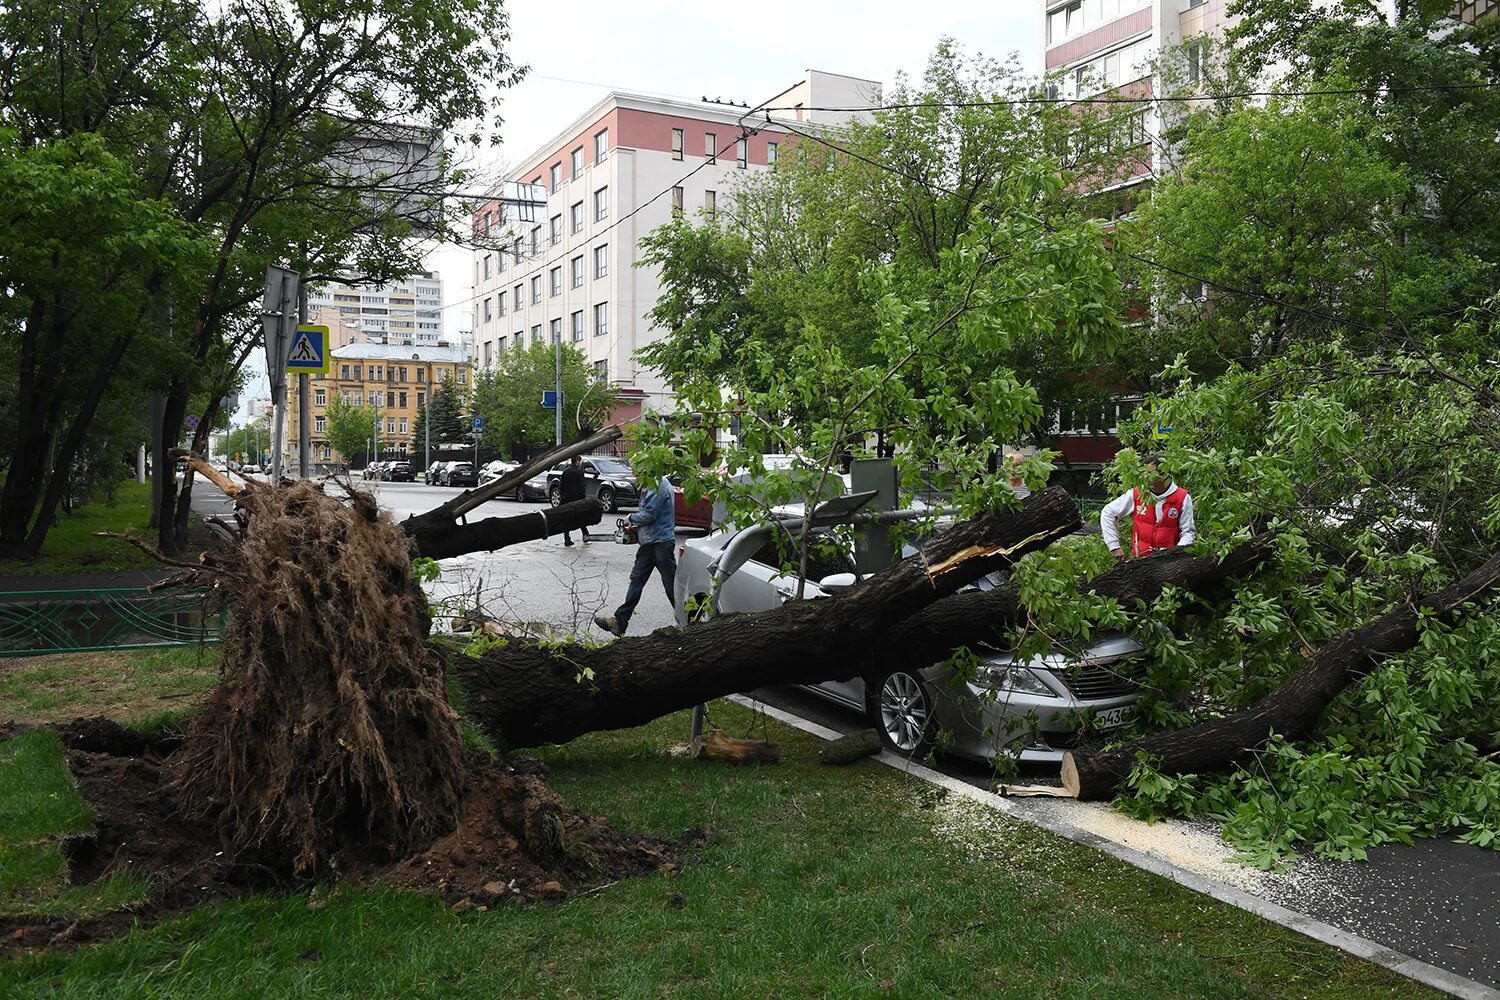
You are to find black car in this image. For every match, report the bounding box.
[384,461,414,482]
[442,462,477,487]
[546,456,638,512]
[425,461,446,484]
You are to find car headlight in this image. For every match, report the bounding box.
[974,663,1056,698]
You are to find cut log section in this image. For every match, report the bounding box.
[691,730,782,764]
[404,499,605,560]
[1061,550,1500,800]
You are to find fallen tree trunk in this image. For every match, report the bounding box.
[1061,550,1500,800]
[453,487,1082,751]
[405,499,604,560]
[869,536,1278,674]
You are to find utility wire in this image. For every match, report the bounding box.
[442,123,759,317]
[753,81,1500,112]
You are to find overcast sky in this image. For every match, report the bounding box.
[244,1,1040,414]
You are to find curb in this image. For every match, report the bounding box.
[726,694,1500,1000]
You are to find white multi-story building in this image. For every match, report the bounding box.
[308,270,446,348]
[469,70,881,427]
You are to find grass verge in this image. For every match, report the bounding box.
[0,702,1439,999]
[0,481,157,578]
[0,647,220,727]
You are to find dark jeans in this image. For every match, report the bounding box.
[614,540,676,633]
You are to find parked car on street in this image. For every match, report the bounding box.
[383,461,415,482]
[441,461,478,487]
[479,459,519,486]
[425,461,447,484]
[515,468,551,502]
[362,461,384,481]
[674,516,1144,762]
[545,456,638,512]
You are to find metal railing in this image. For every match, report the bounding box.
[0,588,223,657]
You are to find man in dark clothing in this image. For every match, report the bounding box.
[560,455,589,546]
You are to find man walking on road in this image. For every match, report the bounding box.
[1100,452,1196,560]
[560,455,589,546]
[593,471,676,636]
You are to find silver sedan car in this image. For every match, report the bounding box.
[674,522,1143,763]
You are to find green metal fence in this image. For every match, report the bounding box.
[0,588,223,656]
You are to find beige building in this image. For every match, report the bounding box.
[288,343,473,464]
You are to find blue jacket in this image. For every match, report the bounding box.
[628,475,676,544]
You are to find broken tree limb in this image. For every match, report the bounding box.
[453,487,1082,751]
[175,450,244,498]
[867,535,1278,675]
[405,499,605,560]
[1061,549,1500,801]
[691,730,782,764]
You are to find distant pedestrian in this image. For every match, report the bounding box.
[560,455,589,546]
[593,471,676,637]
[1100,452,1195,560]
[1006,452,1031,500]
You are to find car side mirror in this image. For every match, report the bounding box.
[818,572,858,590]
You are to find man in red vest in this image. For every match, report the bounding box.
[1100,452,1196,560]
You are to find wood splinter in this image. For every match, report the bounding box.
[690,730,782,764]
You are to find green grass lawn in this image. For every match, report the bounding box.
[0,695,1435,1000]
[0,481,158,578]
[0,647,220,728]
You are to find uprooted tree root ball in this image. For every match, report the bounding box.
[168,479,467,876]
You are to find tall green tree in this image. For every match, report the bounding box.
[0,0,523,554]
[473,343,618,457]
[322,394,381,465]
[413,374,470,447]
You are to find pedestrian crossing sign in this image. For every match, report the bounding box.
[287,325,329,374]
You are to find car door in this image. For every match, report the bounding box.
[579,461,600,498]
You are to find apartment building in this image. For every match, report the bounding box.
[469,70,881,427]
[307,271,446,348]
[287,342,474,464]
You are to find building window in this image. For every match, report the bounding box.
[550,266,561,296]
[353,365,362,380]
[1186,39,1204,83]
[314,389,326,406]
[483,341,493,368]
[530,227,539,254]
[705,131,717,163]
[399,367,407,383]
[705,189,716,220]
[594,128,609,164]
[483,297,492,322]
[672,127,684,160]
[483,254,492,279]
[371,390,383,408]
[498,294,506,317]
[571,200,584,233]
[399,391,407,408]
[514,284,523,310]
[672,185,683,216]
[315,416,326,433]
[550,214,562,245]
[417,391,425,407]
[571,146,583,175]
[594,186,608,221]
[767,142,777,165]
[398,418,407,434]
[483,211,493,234]
[417,369,426,383]
[594,359,608,383]
[571,255,584,288]
[497,252,505,274]
[549,162,562,193]
[736,137,747,168]
[594,244,608,279]
[531,275,542,303]
[550,317,562,343]
[498,336,507,353]
[594,302,609,337]
[387,419,395,434]
[531,324,542,344]
[571,310,583,341]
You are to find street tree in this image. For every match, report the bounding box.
[322,393,382,466]
[472,343,618,458]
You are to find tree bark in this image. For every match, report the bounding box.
[452,487,1082,751]
[407,499,606,561]
[869,536,1278,674]
[1061,549,1500,800]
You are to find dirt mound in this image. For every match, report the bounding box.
[2,744,689,954]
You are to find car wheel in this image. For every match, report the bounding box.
[549,484,563,506]
[515,487,526,502]
[597,486,616,512]
[868,669,938,758]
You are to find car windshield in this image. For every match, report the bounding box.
[593,459,630,475]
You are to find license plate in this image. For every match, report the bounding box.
[1094,705,1135,729]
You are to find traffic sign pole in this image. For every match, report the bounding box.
[298,278,310,479]
[554,338,563,446]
